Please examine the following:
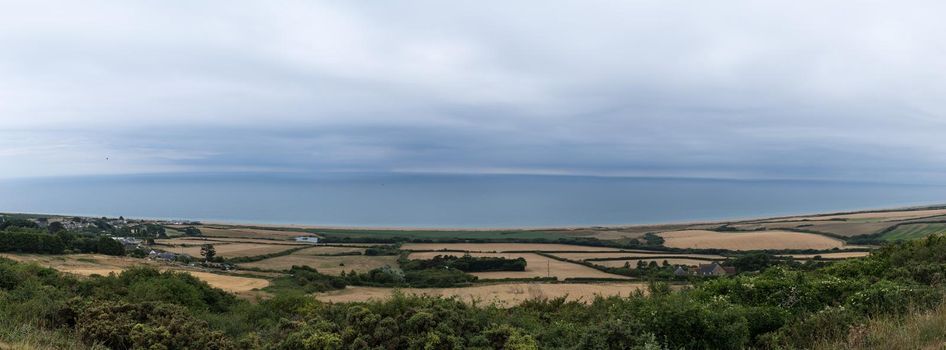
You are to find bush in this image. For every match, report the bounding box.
[68,300,236,349]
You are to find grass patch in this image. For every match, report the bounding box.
[815,302,946,350]
[879,223,946,241]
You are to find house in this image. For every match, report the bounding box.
[112,237,141,248]
[696,263,735,277]
[295,236,320,244]
[674,266,689,277]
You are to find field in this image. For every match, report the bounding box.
[157,237,312,245]
[313,283,651,307]
[401,243,623,252]
[240,247,396,275]
[879,223,946,241]
[173,243,301,258]
[732,220,898,237]
[0,253,269,294]
[769,208,946,222]
[548,252,725,261]
[407,251,630,279]
[659,230,846,250]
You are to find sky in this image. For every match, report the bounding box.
[2,1,946,183]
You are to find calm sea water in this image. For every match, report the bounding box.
[1,173,945,228]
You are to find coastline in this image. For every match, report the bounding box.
[4,203,945,232]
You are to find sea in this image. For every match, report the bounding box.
[1,173,945,228]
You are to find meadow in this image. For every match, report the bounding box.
[878,223,946,241]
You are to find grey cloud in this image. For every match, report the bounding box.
[1,1,946,183]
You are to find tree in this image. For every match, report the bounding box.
[200,244,216,262]
[96,236,126,256]
[0,218,38,230]
[48,221,66,234]
[183,226,202,237]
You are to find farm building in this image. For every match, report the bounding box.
[696,263,735,277]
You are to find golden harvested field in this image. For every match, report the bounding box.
[659,230,845,250]
[240,248,397,275]
[176,243,299,258]
[548,252,725,261]
[0,253,269,293]
[780,251,870,259]
[314,283,651,307]
[771,209,946,222]
[184,271,270,293]
[401,243,623,252]
[593,258,715,268]
[407,252,630,280]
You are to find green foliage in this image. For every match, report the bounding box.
[183,226,203,236]
[0,218,39,230]
[12,234,946,349]
[363,245,400,256]
[0,228,65,254]
[67,300,235,349]
[401,254,527,272]
[201,243,217,262]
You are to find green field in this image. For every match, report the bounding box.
[880,223,946,241]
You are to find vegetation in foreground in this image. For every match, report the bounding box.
[3,233,946,349]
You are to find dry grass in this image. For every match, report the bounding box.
[548,252,725,261]
[401,243,623,252]
[593,258,718,268]
[174,243,299,258]
[659,230,845,250]
[182,271,269,293]
[314,283,650,307]
[240,248,396,275]
[780,251,871,259]
[407,252,630,280]
[0,253,269,294]
[814,303,946,350]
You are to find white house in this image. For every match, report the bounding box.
[295,236,320,244]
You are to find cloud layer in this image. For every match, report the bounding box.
[2,1,946,182]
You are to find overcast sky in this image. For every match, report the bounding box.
[2,1,946,183]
